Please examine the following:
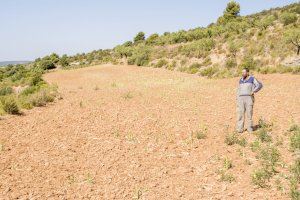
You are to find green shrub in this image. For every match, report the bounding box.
[225,133,247,147]
[0,96,20,115]
[291,159,300,183]
[29,74,44,86]
[167,60,177,70]
[258,66,277,74]
[280,12,298,25]
[290,126,300,151]
[290,178,300,200]
[38,59,56,70]
[240,56,257,70]
[251,168,272,188]
[258,118,273,130]
[155,59,168,68]
[258,15,275,30]
[256,128,272,143]
[188,63,202,74]
[146,33,159,45]
[214,68,235,79]
[220,172,235,182]
[20,86,39,96]
[0,86,13,96]
[223,158,233,170]
[195,131,207,139]
[28,87,57,107]
[225,58,237,69]
[134,32,145,43]
[180,38,215,58]
[258,146,280,173]
[202,57,212,66]
[250,140,261,152]
[289,124,300,132]
[127,45,152,66]
[199,66,219,78]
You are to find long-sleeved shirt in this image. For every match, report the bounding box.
[237,76,263,97]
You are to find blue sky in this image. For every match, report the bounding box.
[0,0,298,61]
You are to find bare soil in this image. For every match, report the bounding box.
[0,64,299,199]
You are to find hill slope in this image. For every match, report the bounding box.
[57,2,299,78]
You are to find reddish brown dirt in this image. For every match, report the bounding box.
[0,64,299,199]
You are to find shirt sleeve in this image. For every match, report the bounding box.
[253,77,263,93]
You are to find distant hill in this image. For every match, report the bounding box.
[0,61,31,67]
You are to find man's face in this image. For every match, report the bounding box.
[242,69,248,78]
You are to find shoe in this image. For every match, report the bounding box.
[237,130,243,133]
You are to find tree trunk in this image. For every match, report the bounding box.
[298,46,300,55]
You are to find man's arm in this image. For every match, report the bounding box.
[253,77,263,93]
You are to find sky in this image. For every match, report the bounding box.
[0,0,298,61]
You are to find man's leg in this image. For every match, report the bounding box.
[236,97,245,133]
[245,96,254,132]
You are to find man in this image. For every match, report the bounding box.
[237,68,263,133]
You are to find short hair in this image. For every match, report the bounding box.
[243,68,249,72]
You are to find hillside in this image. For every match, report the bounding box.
[54,2,299,78]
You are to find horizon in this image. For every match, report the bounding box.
[0,0,298,61]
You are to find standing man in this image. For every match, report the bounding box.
[237,68,263,133]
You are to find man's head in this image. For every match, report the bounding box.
[242,68,249,78]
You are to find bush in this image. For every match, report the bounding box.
[290,178,300,200]
[290,125,300,151]
[258,15,275,30]
[146,33,159,45]
[20,86,39,96]
[180,38,215,58]
[199,66,219,78]
[155,59,168,68]
[225,58,237,69]
[127,45,152,66]
[258,146,280,173]
[28,88,56,107]
[258,66,277,74]
[38,59,56,70]
[280,12,298,25]
[194,130,207,139]
[0,96,20,114]
[240,56,257,70]
[223,158,233,170]
[250,140,261,152]
[214,68,235,79]
[167,60,177,70]
[256,128,272,143]
[29,73,43,86]
[251,168,272,188]
[258,118,273,130]
[291,159,300,182]
[225,133,247,147]
[188,63,202,74]
[134,32,145,43]
[220,171,235,182]
[0,86,13,96]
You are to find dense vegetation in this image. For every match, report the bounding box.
[0,62,57,115]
